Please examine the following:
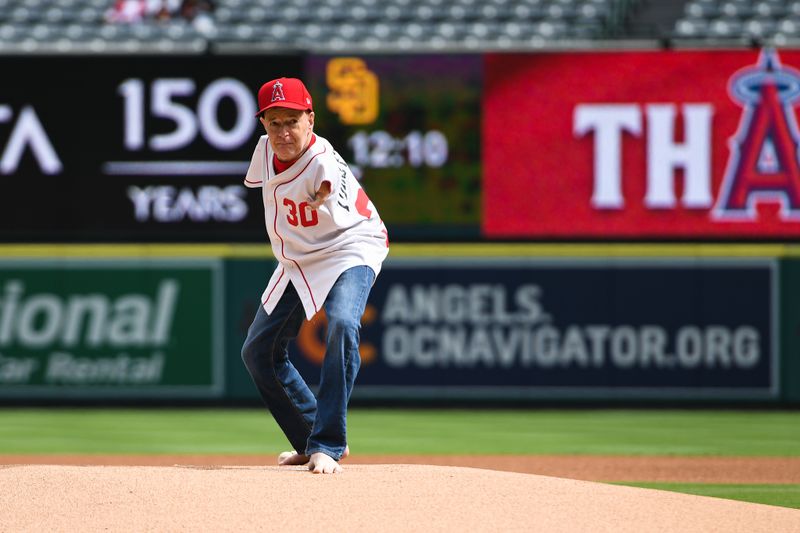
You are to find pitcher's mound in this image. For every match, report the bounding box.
[1,464,797,532]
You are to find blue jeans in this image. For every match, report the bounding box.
[241,265,375,461]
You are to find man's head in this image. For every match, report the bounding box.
[256,77,315,162]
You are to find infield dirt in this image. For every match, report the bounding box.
[0,457,798,532]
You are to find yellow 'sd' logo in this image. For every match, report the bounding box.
[326,58,379,125]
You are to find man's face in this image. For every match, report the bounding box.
[260,108,314,162]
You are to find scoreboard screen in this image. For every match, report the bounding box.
[0,54,302,242]
[305,54,483,241]
[0,54,481,242]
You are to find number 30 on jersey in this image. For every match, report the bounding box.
[282,189,375,228]
[283,198,318,227]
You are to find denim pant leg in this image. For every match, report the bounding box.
[306,265,375,460]
[241,283,317,453]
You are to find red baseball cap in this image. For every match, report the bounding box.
[256,77,313,116]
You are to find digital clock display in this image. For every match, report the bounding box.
[347,130,448,169]
[306,54,482,240]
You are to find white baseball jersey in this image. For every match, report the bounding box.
[244,133,389,320]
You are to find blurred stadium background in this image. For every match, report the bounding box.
[0,0,799,408]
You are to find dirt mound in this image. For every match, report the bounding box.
[1,464,797,532]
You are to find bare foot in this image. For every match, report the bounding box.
[278,445,349,466]
[277,450,309,466]
[278,446,350,466]
[308,452,342,474]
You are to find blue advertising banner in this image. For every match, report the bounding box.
[290,259,777,401]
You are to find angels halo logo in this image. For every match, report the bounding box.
[714,48,800,221]
[271,80,286,102]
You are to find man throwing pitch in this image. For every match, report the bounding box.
[241,77,389,474]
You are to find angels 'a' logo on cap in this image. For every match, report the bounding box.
[271,81,286,102]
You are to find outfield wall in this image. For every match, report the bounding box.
[0,244,797,405]
[3,49,800,404]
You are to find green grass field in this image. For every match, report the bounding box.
[615,483,800,510]
[0,408,797,456]
[1,408,798,509]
